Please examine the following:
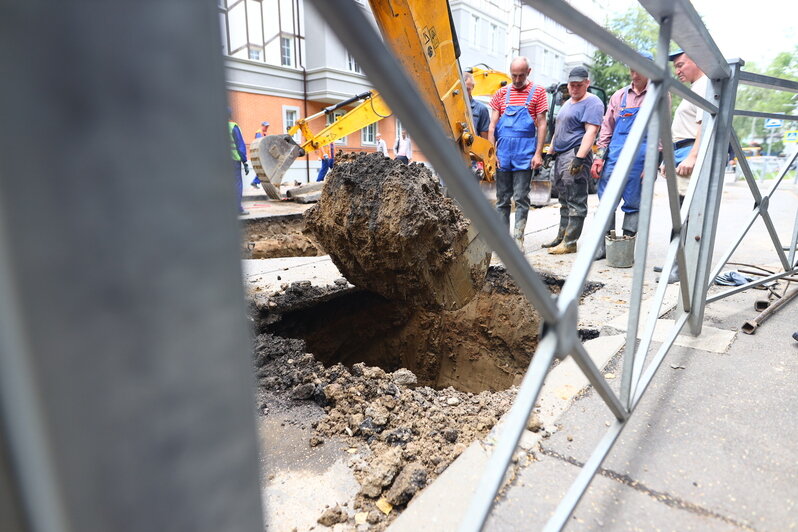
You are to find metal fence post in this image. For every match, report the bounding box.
[0,3,264,531]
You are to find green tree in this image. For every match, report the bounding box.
[733,47,798,154]
[591,7,660,96]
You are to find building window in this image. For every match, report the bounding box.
[362,123,376,145]
[280,36,294,67]
[327,111,347,144]
[283,106,301,143]
[490,23,498,53]
[248,47,262,61]
[347,51,363,74]
[470,14,479,46]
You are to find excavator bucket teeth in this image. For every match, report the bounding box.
[250,134,305,200]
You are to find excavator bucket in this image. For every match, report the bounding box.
[250,134,305,200]
[529,167,551,206]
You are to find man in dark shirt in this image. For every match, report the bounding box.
[464,72,489,138]
[544,66,603,255]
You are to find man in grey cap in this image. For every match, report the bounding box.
[543,66,604,255]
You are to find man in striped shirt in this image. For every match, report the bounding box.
[488,56,548,250]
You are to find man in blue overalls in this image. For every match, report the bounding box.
[488,57,548,250]
[591,52,654,260]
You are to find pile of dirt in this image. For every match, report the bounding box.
[242,216,322,259]
[304,152,490,310]
[252,333,517,529]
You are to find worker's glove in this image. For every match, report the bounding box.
[542,153,554,169]
[569,156,586,176]
[243,162,250,174]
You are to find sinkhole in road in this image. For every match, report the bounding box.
[259,267,602,394]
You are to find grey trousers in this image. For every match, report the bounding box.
[496,169,532,233]
[552,149,591,219]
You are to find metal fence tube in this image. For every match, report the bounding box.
[524,0,662,82]
[733,110,798,121]
[730,130,764,203]
[706,268,798,303]
[790,209,798,267]
[542,420,626,532]
[706,208,761,288]
[688,62,742,334]
[657,96,692,313]
[639,0,730,80]
[765,149,798,200]
[657,101,684,234]
[312,0,560,324]
[459,333,558,532]
[571,341,628,421]
[738,71,798,93]
[630,237,684,401]
[621,17,671,408]
[632,313,690,407]
[560,89,658,304]
[678,115,716,225]
[667,79,719,115]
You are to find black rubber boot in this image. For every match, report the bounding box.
[594,213,615,261]
[548,217,584,255]
[622,211,639,237]
[542,216,568,248]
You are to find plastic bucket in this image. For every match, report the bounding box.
[605,233,636,268]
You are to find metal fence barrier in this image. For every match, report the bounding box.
[315,0,792,530]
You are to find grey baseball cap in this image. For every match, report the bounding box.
[568,66,589,82]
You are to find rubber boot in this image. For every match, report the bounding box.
[622,211,639,237]
[548,217,584,255]
[513,216,527,251]
[594,213,615,261]
[542,216,568,248]
[657,263,680,284]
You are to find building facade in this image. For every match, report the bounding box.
[219,0,601,183]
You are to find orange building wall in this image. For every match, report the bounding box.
[227,89,427,163]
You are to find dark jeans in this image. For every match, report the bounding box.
[552,149,590,219]
[233,160,244,212]
[395,155,409,164]
[496,169,532,233]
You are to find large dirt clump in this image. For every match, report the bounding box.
[304,152,490,310]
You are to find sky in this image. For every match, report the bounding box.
[605,0,797,68]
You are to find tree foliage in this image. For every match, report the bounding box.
[733,48,798,153]
[591,7,660,96]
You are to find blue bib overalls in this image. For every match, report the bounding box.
[496,86,537,171]
[495,85,538,240]
[597,87,646,214]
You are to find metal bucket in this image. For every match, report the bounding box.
[529,166,551,206]
[605,231,636,268]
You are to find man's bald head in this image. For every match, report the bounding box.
[509,57,531,90]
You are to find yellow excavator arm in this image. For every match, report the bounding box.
[367,0,496,181]
[251,0,504,198]
[288,91,391,152]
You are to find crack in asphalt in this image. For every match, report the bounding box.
[540,447,760,531]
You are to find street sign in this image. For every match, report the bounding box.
[785,130,798,143]
[764,118,783,128]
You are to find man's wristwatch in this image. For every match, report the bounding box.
[595,147,607,161]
